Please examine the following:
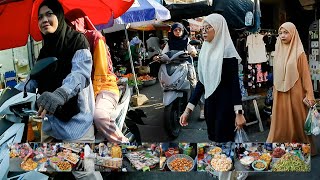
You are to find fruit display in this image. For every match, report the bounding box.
[138,75,156,81]
[272,153,310,172]
[210,154,233,172]
[21,159,38,171]
[128,79,143,86]
[272,148,286,158]
[56,161,72,171]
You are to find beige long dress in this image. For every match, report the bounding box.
[267,53,316,153]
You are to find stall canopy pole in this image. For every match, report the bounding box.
[124,24,140,95]
[143,30,145,64]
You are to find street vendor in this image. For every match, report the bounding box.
[65,9,129,143]
[84,144,96,172]
[14,0,95,143]
[20,143,34,162]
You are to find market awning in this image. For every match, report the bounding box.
[164,0,254,29]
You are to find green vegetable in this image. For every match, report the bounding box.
[272,153,310,172]
[128,80,143,86]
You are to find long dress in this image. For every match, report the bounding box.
[267,53,316,154]
[189,58,242,142]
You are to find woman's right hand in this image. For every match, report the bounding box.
[180,109,191,126]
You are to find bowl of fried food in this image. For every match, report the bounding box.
[210,154,233,172]
[252,160,267,171]
[21,159,38,171]
[38,157,47,163]
[167,154,194,172]
[208,147,222,155]
[56,161,72,171]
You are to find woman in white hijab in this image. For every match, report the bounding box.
[180,14,246,142]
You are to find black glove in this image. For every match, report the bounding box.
[37,88,68,114]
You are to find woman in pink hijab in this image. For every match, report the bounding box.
[66,9,129,143]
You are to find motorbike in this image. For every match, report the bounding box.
[158,50,191,138]
[0,57,57,180]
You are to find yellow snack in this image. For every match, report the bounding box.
[21,159,38,171]
[111,145,122,158]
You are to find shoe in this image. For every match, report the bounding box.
[199,109,205,120]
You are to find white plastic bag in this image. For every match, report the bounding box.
[305,106,320,136]
[311,107,320,136]
[235,128,250,143]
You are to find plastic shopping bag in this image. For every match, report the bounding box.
[235,128,250,143]
[311,107,320,136]
[304,108,313,135]
[304,107,320,136]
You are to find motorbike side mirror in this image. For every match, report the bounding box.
[189,40,201,46]
[29,57,58,80]
[23,57,58,98]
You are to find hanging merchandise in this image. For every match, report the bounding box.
[246,33,267,64]
[245,11,254,26]
[255,64,268,83]
[263,34,277,52]
[266,51,275,67]
[308,20,320,92]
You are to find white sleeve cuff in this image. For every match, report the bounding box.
[187,103,195,111]
[234,105,243,112]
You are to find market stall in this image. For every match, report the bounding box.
[122,143,160,172]
[235,143,311,172]
[159,143,197,172]
[94,143,123,172]
[119,73,157,94]
[197,143,234,176]
[9,143,83,172]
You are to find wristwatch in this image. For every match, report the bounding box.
[235,110,244,115]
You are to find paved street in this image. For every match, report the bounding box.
[136,81,270,143]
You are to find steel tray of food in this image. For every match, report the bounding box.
[167,154,194,172]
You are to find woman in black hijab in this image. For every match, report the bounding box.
[160,23,205,119]
[16,0,96,143]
